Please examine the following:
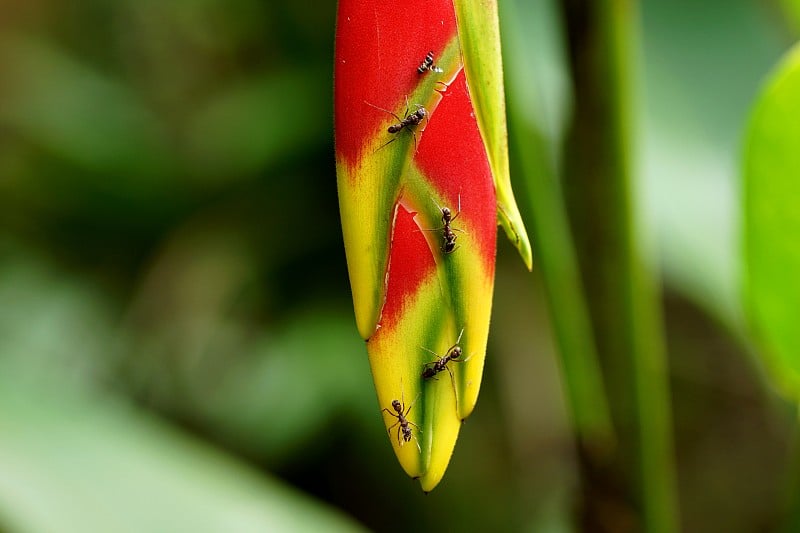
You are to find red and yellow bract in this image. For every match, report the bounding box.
[334,0,529,491]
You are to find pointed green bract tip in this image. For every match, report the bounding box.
[498,194,533,271]
[453,0,533,271]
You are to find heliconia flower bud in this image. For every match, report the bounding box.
[334,0,530,491]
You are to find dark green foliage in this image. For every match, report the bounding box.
[0,0,797,531]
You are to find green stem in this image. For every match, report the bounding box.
[500,0,614,455]
[561,0,680,531]
[781,418,800,532]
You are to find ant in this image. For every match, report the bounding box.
[417,51,444,74]
[422,195,464,254]
[421,329,471,414]
[364,97,427,152]
[382,390,421,452]
[421,329,469,380]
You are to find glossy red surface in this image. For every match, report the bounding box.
[334,0,457,166]
[415,70,497,271]
[379,204,437,328]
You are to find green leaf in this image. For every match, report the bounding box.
[0,386,364,533]
[187,67,329,182]
[0,36,170,184]
[780,0,800,34]
[742,42,800,400]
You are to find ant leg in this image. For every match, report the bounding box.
[451,353,474,368]
[363,100,402,123]
[446,365,462,415]
[410,130,419,153]
[385,419,400,435]
[414,434,422,453]
[373,136,398,154]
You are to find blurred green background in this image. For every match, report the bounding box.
[0,0,797,531]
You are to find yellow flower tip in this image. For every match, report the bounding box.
[368,313,466,491]
[336,167,389,340]
[418,425,457,492]
[417,369,462,492]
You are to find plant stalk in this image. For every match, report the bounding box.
[560,0,680,531]
[501,0,615,457]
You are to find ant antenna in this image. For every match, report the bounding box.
[363,100,402,122]
[420,345,440,357]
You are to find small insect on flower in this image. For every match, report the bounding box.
[421,329,468,380]
[417,50,444,74]
[382,390,421,452]
[364,97,427,152]
[421,195,464,254]
[421,329,472,415]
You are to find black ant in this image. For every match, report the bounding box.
[364,97,427,152]
[382,390,421,452]
[422,195,464,254]
[417,51,443,74]
[421,329,468,380]
[421,329,471,414]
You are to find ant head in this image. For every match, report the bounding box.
[391,399,402,412]
[416,107,427,119]
[450,346,463,359]
[441,206,451,218]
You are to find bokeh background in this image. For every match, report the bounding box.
[0,0,797,531]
